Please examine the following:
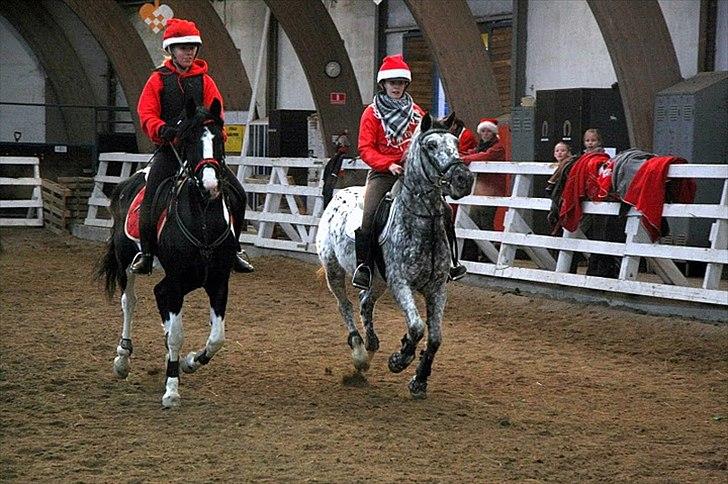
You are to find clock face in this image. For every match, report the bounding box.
[325,61,341,78]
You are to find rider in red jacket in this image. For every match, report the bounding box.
[131,18,253,275]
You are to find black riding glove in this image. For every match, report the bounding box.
[159,125,178,142]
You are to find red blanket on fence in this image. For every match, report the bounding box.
[558,152,611,232]
[622,156,696,241]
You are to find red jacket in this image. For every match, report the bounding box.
[457,128,477,156]
[137,59,225,145]
[461,138,507,196]
[358,103,425,173]
[461,138,506,164]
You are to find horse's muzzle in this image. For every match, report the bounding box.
[446,164,474,200]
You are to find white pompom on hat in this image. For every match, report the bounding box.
[477,117,498,134]
[377,54,412,83]
[163,18,202,50]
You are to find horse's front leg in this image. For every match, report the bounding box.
[388,282,425,374]
[409,287,446,399]
[359,281,385,360]
[113,270,136,379]
[154,277,185,408]
[181,276,229,374]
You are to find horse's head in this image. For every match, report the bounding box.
[176,97,226,201]
[407,112,474,200]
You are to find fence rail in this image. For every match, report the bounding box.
[0,156,44,227]
[75,153,728,308]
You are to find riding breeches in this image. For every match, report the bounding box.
[361,170,398,236]
[139,146,178,254]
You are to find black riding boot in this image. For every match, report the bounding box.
[131,208,155,275]
[444,206,466,281]
[352,228,372,289]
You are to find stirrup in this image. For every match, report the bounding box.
[233,251,255,273]
[130,252,153,275]
[449,264,467,281]
[352,264,372,290]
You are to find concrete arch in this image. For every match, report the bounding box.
[588,0,682,150]
[265,0,364,157]
[62,0,155,152]
[404,0,503,131]
[163,0,251,111]
[0,0,97,144]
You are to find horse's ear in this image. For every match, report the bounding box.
[442,111,456,128]
[420,112,432,133]
[185,97,197,119]
[210,98,222,120]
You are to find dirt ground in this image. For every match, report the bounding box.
[0,228,726,482]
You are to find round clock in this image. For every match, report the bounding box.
[325,61,341,78]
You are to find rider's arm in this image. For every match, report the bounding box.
[137,72,166,145]
[358,106,403,173]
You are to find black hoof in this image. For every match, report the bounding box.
[408,377,427,399]
[388,351,415,373]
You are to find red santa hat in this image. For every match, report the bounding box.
[377,54,412,83]
[477,117,498,134]
[163,18,202,50]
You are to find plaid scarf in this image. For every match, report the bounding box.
[373,92,421,147]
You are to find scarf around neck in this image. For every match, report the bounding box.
[373,92,421,147]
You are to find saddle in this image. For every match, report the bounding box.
[124,186,169,243]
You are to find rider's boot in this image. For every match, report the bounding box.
[444,206,467,281]
[352,228,372,290]
[131,203,154,275]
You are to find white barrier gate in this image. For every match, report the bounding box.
[78,153,727,308]
[0,156,43,227]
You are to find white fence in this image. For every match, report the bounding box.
[0,156,43,227]
[77,153,727,308]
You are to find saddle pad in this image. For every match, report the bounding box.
[124,186,168,243]
[343,188,397,245]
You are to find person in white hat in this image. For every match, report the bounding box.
[132,18,253,275]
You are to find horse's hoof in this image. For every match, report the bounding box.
[408,377,427,399]
[350,335,369,372]
[388,351,415,374]
[113,356,130,379]
[180,352,200,374]
[161,392,181,408]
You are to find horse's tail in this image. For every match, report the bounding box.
[94,172,146,300]
[95,237,119,300]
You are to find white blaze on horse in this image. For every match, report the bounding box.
[316,113,474,398]
[96,99,243,408]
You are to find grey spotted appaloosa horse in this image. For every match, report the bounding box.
[316,113,474,398]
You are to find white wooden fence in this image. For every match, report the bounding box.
[0,156,44,227]
[77,153,728,308]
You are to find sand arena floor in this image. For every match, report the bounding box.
[0,228,726,482]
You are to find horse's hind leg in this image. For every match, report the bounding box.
[113,270,135,379]
[359,281,385,360]
[181,276,229,374]
[324,263,368,372]
[409,288,446,399]
[154,277,185,408]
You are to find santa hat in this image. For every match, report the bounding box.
[163,18,202,50]
[377,54,411,83]
[477,118,498,134]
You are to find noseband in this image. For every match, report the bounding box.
[417,129,466,189]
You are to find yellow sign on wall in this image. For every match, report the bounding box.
[225,124,245,154]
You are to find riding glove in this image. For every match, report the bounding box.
[159,124,178,142]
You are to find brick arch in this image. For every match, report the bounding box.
[163,0,251,111]
[587,0,682,150]
[0,0,97,145]
[404,0,503,132]
[62,0,155,152]
[264,0,364,157]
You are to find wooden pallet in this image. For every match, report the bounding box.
[42,178,93,234]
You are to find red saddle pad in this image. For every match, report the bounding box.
[124,186,168,242]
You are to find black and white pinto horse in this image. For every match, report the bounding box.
[316,113,474,398]
[97,99,240,408]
